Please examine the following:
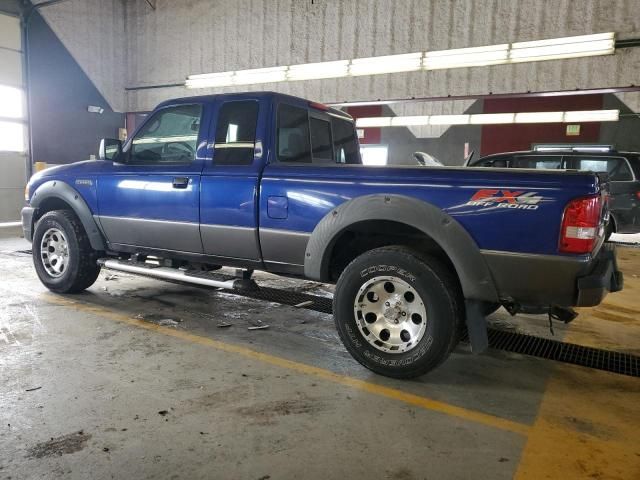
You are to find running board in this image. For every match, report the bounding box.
[99,259,241,290]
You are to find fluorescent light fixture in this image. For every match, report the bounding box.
[429,114,470,125]
[233,66,287,85]
[470,113,515,125]
[510,32,615,62]
[0,85,23,119]
[186,71,235,88]
[186,32,615,88]
[355,117,392,128]
[563,109,619,122]
[0,120,25,152]
[515,111,564,123]
[349,52,422,76]
[424,44,508,70]
[390,116,430,127]
[354,109,620,128]
[288,60,349,80]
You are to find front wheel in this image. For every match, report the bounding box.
[32,210,101,293]
[333,246,464,379]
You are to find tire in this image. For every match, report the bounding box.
[32,210,101,293]
[333,246,464,379]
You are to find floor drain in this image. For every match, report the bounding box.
[107,267,640,378]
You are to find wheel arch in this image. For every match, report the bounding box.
[304,194,499,303]
[30,180,106,251]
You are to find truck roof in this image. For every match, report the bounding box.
[156,91,352,120]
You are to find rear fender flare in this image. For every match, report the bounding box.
[30,180,106,251]
[304,194,498,302]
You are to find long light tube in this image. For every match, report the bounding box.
[186,32,616,89]
[355,109,620,128]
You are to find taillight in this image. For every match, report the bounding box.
[636,191,640,200]
[559,195,602,254]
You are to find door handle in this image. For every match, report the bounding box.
[172,177,190,189]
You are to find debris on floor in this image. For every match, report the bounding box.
[248,319,270,330]
[134,313,183,327]
[294,300,313,308]
[217,322,232,328]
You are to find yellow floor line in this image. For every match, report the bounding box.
[515,333,640,477]
[42,292,530,437]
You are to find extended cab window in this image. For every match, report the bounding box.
[129,104,202,164]
[214,100,259,166]
[331,116,360,164]
[310,117,333,163]
[573,156,634,181]
[277,104,311,163]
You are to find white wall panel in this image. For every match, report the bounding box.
[0,13,20,50]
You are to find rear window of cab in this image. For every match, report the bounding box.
[276,103,360,165]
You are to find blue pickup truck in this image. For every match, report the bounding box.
[21,92,622,378]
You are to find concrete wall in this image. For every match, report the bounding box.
[122,0,640,112]
[37,0,126,112]
[29,10,124,165]
[601,93,640,152]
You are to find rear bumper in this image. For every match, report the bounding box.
[482,244,622,308]
[21,206,34,243]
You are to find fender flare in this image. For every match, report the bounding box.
[304,194,498,302]
[30,180,106,251]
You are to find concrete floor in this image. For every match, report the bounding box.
[0,227,639,479]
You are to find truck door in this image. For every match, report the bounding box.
[96,102,207,253]
[199,97,266,263]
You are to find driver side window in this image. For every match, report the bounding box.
[129,104,202,165]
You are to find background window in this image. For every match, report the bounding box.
[331,116,360,164]
[310,117,333,163]
[214,100,259,166]
[277,104,311,163]
[512,155,562,169]
[574,157,633,181]
[360,145,388,165]
[0,120,25,152]
[130,104,202,164]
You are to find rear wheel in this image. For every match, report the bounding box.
[32,210,101,293]
[333,246,463,379]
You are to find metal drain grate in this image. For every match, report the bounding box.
[102,265,640,378]
[231,284,640,378]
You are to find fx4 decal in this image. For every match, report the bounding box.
[466,189,543,210]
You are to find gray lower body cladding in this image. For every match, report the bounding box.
[482,244,622,307]
[21,207,34,242]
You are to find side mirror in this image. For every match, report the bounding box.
[99,138,122,161]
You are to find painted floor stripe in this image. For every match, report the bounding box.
[42,292,530,436]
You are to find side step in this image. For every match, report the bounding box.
[99,259,241,290]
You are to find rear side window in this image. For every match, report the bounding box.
[573,156,634,181]
[331,116,360,164]
[214,100,259,166]
[310,117,333,163]
[277,104,312,163]
[512,155,562,169]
